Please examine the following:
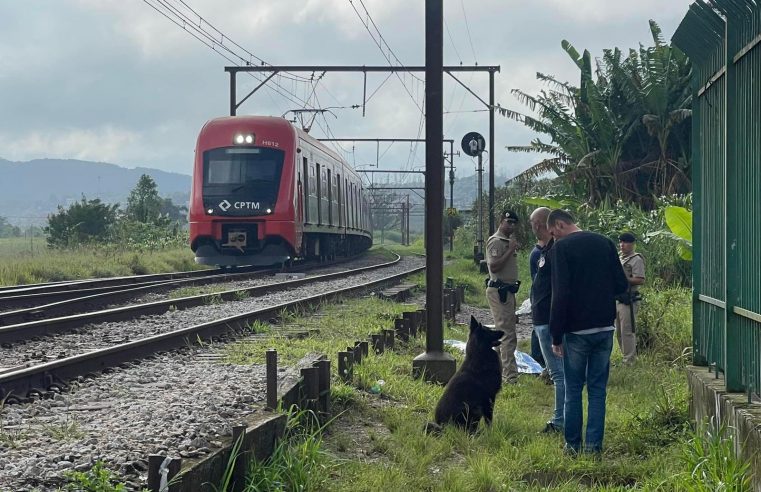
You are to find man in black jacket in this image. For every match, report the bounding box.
[547,209,628,454]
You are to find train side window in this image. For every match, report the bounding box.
[309,165,316,195]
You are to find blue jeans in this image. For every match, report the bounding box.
[534,324,564,428]
[562,330,614,453]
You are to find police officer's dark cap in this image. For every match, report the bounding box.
[502,210,519,222]
[618,232,636,243]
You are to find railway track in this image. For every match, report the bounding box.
[0,254,424,402]
[0,266,222,297]
[0,255,368,321]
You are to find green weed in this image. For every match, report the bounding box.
[42,416,85,442]
[63,461,140,492]
[678,418,752,491]
[243,408,337,492]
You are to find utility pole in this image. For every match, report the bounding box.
[406,194,410,246]
[489,71,495,236]
[477,150,484,258]
[413,0,455,384]
[461,132,486,262]
[444,146,459,252]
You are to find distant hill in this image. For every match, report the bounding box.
[0,158,191,225]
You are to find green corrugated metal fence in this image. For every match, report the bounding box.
[673,0,761,397]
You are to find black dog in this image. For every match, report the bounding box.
[427,315,504,434]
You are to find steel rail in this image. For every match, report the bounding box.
[0,279,179,308]
[0,264,304,316]
[0,267,230,297]
[0,257,423,401]
[0,255,362,311]
[0,254,403,344]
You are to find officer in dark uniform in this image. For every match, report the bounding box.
[615,232,645,364]
[485,210,521,383]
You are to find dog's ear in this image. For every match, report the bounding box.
[469,315,479,332]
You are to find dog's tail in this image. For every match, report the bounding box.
[424,421,442,436]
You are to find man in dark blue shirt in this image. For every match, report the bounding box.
[529,242,546,368]
[530,207,563,433]
[547,209,628,454]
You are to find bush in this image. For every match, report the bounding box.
[109,220,186,251]
[637,281,692,363]
[45,197,119,248]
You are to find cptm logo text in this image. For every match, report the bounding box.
[219,200,260,211]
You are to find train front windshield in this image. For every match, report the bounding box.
[202,147,284,215]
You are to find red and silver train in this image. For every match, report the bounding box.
[189,116,372,266]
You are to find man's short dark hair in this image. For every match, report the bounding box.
[547,209,575,227]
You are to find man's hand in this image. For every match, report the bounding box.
[507,238,521,254]
[552,343,564,358]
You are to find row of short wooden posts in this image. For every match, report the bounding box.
[337,309,427,382]
[443,286,465,321]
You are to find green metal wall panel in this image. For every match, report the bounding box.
[697,77,726,302]
[674,0,761,394]
[696,301,726,371]
[729,2,761,395]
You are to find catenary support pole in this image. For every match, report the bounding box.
[489,70,495,235]
[413,0,455,384]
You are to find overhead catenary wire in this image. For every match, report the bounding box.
[174,0,311,82]
[143,0,314,113]
[460,0,479,65]
[348,0,424,114]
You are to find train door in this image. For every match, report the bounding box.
[327,168,333,226]
[320,166,328,226]
[331,171,339,227]
[337,174,343,229]
[309,163,317,224]
[316,163,322,225]
[302,156,309,224]
[348,183,354,229]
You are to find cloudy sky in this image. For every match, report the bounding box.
[0,0,693,180]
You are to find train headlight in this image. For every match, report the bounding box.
[233,133,255,145]
[266,208,272,214]
[207,208,214,214]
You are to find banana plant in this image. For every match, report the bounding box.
[646,205,692,261]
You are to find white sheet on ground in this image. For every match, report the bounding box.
[443,340,543,374]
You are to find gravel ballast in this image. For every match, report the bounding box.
[0,256,423,491]
[0,255,417,370]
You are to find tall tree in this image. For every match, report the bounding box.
[126,174,163,224]
[501,21,691,208]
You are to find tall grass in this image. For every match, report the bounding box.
[216,289,751,491]
[243,408,335,492]
[0,237,206,286]
[678,418,752,491]
[636,280,692,363]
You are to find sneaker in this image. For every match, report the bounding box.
[541,421,562,434]
[563,443,580,456]
[539,369,553,385]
